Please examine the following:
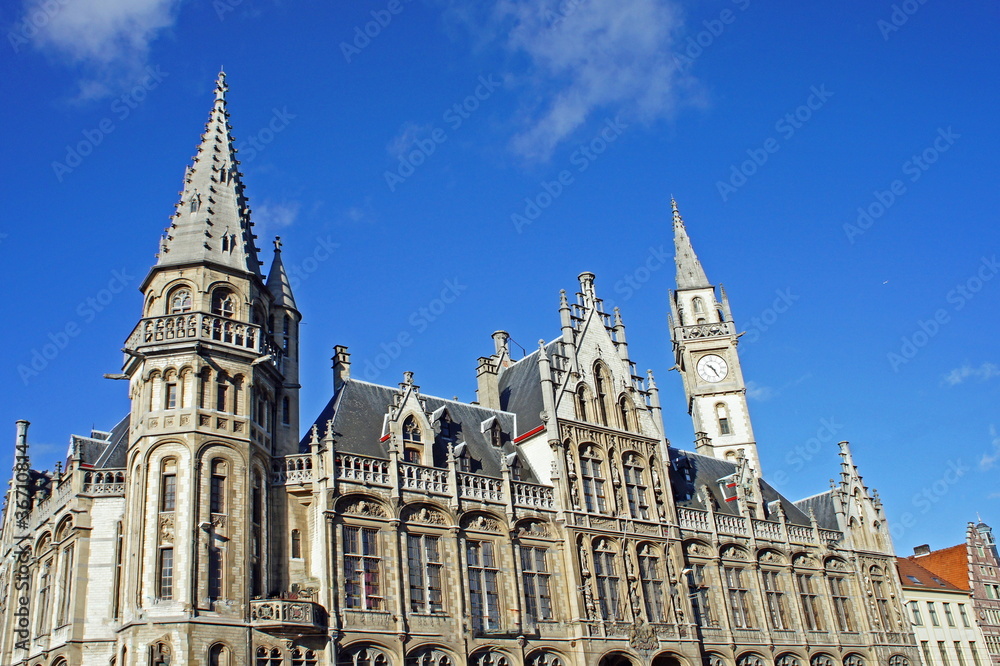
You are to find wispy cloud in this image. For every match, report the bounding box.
[387,122,435,160]
[18,0,183,100]
[980,425,1000,471]
[254,200,300,240]
[450,0,695,161]
[746,381,774,402]
[943,362,1000,386]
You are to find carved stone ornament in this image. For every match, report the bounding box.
[721,545,748,560]
[159,514,175,544]
[793,553,817,567]
[464,514,502,532]
[759,549,784,564]
[405,506,447,525]
[685,541,709,556]
[517,520,550,538]
[343,499,388,518]
[825,557,850,571]
[628,620,658,651]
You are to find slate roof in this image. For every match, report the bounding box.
[303,379,537,482]
[668,448,815,527]
[497,340,562,434]
[72,415,129,469]
[794,490,839,530]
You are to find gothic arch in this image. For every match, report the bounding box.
[810,654,836,666]
[208,642,232,666]
[405,644,458,666]
[598,650,638,666]
[704,654,728,666]
[460,510,507,533]
[514,518,552,539]
[775,654,803,666]
[526,650,566,666]
[401,502,452,527]
[651,652,689,666]
[719,543,750,561]
[164,282,196,314]
[736,654,768,666]
[842,654,865,666]
[336,493,391,519]
[195,440,248,465]
[338,643,392,666]
[35,531,52,552]
[684,539,713,558]
[470,648,513,666]
[758,548,787,565]
[54,515,74,541]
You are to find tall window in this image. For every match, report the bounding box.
[161,466,177,512]
[870,567,893,628]
[408,534,443,613]
[291,530,302,559]
[716,403,731,435]
[257,647,282,666]
[575,385,589,421]
[165,382,178,410]
[57,545,74,626]
[959,604,971,627]
[796,573,822,630]
[209,644,229,666]
[594,365,611,426]
[688,564,714,626]
[216,376,229,412]
[282,315,292,352]
[622,454,649,520]
[909,600,923,625]
[928,601,940,626]
[403,416,422,464]
[208,546,223,602]
[761,570,789,630]
[618,395,632,431]
[282,397,290,425]
[592,540,622,620]
[211,289,235,318]
[467,540,501,632]
[210,462,226,514]
[637,546,665,622]
[921,643,934,666]
[291,649,318,666]
[579,447,607,513]
[944,602,956,626]
[170,288,193,314]
[940,642,952,666]
[36,558,52,636]
[956,643,968,666]
[725,566,753,628]
[521,546,552,622]
[251,471,263,597]
[158,548,173,600]
[344,526,382,610]
[970,642,983,666]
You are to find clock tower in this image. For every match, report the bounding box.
[667,199,761,472]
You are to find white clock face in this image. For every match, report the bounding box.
[696,354,729,383]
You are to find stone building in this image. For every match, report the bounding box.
[908,522,1000,664]
[0,74,920,666]
[895,556,989,666]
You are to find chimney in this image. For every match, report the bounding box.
[694,431,712,456]
[476,357,500,410]
[913,544,931,557]
[332,346,351,394]
[492,330,509,357]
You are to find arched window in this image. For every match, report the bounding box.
[593,364,612,426]
[216,372,230,413]
[291,529,302,559]
[528,652,563,666]
[406,648,451,666]
[618,395,633,431]
[211,288,235,318]
[843,655,865,666]
[403,416,423,464]
[579,446,607,514]
[160,458,177,512]
[338,646,390,666]
[151,642,170,666]
[291,648,319,666]
[592,538,622,620]
[210,460,227,514]
[169,288,192,314]
[472,652,510,666]
[775,655,800,666]
[637,544,665,621]
[693,297,705,313]
[622,453,649,519]
[256,647,282,666]
[716,403,731,435]
[575,384,589,421]
[209,643,230,666]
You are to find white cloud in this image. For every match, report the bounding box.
[18,0,183,99]
[387,122,435,161]
[254,200,300,240]
[474,0,695,160]
[746,381,774,402]
[943,362,1000,386]
[980,425,1000,472]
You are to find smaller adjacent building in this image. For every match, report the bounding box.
[909,522,1000,666]
[896,557,988,666]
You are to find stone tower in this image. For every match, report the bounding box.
[117,71,299,662]
[667,199,760,472]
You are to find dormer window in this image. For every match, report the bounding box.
[490,422,502,448]
[211,289,235,318]
[403,416,422,443]
[402,416,423,464]
[169,288,192,314]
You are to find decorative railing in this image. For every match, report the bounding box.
[335,454,391,486]
[512,481,554,509]
[818,528,843,544]
[715,513,749,536]
[400,463,449,495]
[249,599,324,629]
[124,311,283,369]
[753,518,783,540]
[458,472,503,502]
[786,525,814,541]
[678,321,734,340]
[82,469,126,496]
[678,507,711,531]
[273,455,313,484]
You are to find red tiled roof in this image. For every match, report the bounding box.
[911,544,970,591]
[897,557,965,592]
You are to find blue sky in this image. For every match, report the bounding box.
[1,0,998,554]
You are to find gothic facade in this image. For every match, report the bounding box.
[0,74,920,666]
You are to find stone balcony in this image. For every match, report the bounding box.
[249,598,326,633]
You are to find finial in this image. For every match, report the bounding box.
[671,196,682,225]
[559,289,569,308]
[403,371,414,385]
[273,236,282,252]
[215,70,228,102]
[613,306,623,326]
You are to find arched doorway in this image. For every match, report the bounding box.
[599,653,636,666]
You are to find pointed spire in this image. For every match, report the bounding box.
[671,197,710,290]
[156,72,263,276]
[266,236,298,311]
